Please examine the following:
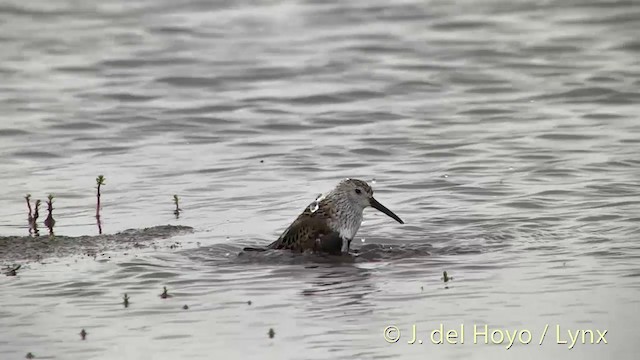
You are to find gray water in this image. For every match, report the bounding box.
[1,0,639,358]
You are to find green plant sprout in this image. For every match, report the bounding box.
[32,200,41,237]
[25,194,33,222]
[96,175,105,217]
[160,286,171,299]
[442,271,453,283]
[173,195,181,217]
[44,194,55,236]
[96,175,105,234]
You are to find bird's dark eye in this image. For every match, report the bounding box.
[355,188,362,194]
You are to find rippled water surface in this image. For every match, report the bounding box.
[1,0,639,359]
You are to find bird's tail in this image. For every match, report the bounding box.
[242,246,268,252]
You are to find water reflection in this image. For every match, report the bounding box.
[0,0,639,357]
[300,266,375,316]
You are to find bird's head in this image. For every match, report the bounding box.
[334,178,404,224]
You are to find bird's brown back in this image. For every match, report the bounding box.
[267,200,342,253]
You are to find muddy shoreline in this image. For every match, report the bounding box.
[0,225,193,264]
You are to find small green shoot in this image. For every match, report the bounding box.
[32,200,41,236]
[96,175,105,234]
[44,194,55,236]
[173,195,181,218]
[160,286,170,299]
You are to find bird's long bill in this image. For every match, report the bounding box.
[369,197,404,224]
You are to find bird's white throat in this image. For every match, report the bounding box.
[336,207,363,253]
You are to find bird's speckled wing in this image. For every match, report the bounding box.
[267,201,343,254]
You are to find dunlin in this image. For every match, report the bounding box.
[245,178,404,255]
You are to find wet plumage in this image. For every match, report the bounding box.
[251,178,404,255]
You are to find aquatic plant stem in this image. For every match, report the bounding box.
[96,175,105,234]
[25,194,33,234]
[33,200,41,237]
[96,175,105,218]
[173,195,181,218]
[44,194,55,236]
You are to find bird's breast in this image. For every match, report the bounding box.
[332,215,362,241]
[338,226,359,241]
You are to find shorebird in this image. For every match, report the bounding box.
[244,178,404,255]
